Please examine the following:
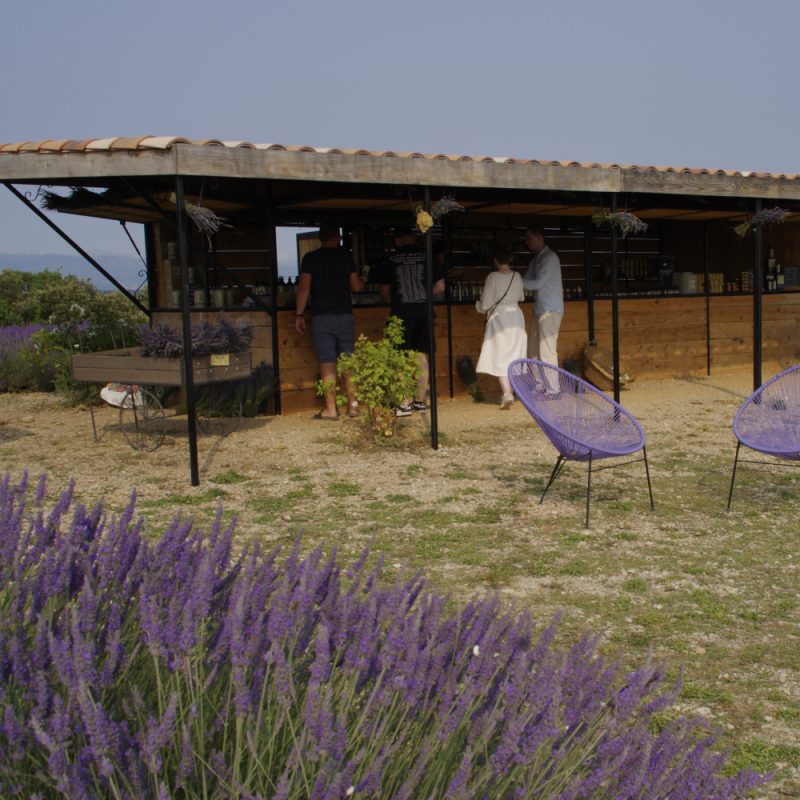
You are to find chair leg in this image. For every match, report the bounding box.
[727,440,741,512]
[540,456,566,505]
[585,450,593,528]
[643,446,654,511]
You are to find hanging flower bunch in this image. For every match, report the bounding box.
[412,194,464,233]
[168,192,231,245]
[592,208,648,238]
[430,195,465,221]
[734,206,790,238]
[415,206,434,233]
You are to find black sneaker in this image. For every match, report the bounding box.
[394,405,413,417]
[411,400,427,412]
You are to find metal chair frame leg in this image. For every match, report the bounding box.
[540,456,566,505]
[643,446,654,511]
[727,440,741,512]
[585,450,593,528]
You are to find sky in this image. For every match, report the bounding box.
[2,0,800,287]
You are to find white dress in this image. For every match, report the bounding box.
[475,271,528,377]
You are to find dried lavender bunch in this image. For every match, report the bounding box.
[138,322,183,358]
[735,206,790,238]
[168,192,231,246]
[139,320,253,358]
[593,209,648,238]
[0,472,768,800]
[431,195,465,221]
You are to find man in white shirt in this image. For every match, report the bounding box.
[522,225,563,376]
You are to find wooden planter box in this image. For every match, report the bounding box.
[72,347,252,386]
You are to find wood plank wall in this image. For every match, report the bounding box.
[154,293,800,413]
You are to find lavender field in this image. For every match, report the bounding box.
[0,472,767,798]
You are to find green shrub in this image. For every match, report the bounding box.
[0,269,147,401]
[327,316,420,436]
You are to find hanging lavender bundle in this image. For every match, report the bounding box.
[430,195,465,221]
[734,206,790,238]
[592,209,648,238]
[168,193,231,246]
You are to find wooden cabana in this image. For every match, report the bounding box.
[4,136,800,480]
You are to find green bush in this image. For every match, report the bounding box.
[327,316,420,435]
[0,269,148,401]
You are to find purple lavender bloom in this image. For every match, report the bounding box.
[0,472,770,800]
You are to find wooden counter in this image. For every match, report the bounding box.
[154,292,800,413]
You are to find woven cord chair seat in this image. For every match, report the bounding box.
[728,364,800,511]
[508,359,653,527]
[509,360,644,461]
[734,365,800,459]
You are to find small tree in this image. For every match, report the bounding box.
[327,316,419,436]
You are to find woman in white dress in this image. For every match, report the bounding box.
[475,243,528,408]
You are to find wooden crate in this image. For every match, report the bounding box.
[71,347,252,386]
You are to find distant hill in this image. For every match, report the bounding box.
[0,252,145,292]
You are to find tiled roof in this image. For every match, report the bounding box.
[1,136,797,181]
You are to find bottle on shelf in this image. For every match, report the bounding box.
[776,263,784,289]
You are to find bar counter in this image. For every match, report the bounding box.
[153,291,800,413]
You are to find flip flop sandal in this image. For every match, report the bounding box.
[312,412,339,421]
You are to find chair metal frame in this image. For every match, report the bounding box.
[727,364,800,511]
[509,358,654,527]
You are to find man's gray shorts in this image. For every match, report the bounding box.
[311,314,356,363]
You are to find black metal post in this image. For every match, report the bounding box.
[143,223,157,313]
[265,184,282,414]
[4,182,149,317]
[610,194,621,403]
[753,199,763,390]
[704,222,711,376]
[443,220,455,398]
[175,177,200,486]
[584,218,595,342]
[424,187,439,450]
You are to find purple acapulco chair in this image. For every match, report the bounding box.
[508,359,654,527]
[727,364,800,511]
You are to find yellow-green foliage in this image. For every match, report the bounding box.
[317,316,420,435]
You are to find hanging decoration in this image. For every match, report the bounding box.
[415,207,434,233]
[733,206,790,238]
[412,194,464,233]
[168,193,230,246]
[430,195,465,221]
[592,208,648,239]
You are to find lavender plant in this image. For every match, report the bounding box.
[139,319,253,358]
[0,324,57,391]
[0,472,767,799]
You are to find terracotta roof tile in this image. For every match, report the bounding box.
[38,139,70,152]
[109,136,154,150]
[19,140,50,152]
[138,136,191,149]
[61,139,96,152]
[84,137,120,151]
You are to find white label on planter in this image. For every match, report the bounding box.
[210,354,230,367]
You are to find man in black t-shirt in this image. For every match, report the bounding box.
[377,227,445,415]
[296,225,364,419]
